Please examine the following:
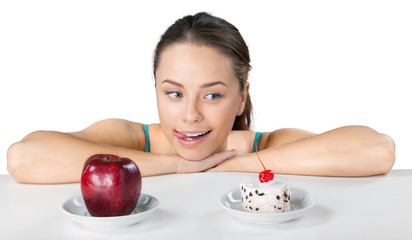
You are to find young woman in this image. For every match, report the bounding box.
[7,12,396,184]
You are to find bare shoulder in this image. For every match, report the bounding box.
[228,130,256,153]
[262,128,315,149]
[72,118,147,150]
[79,118,143,134]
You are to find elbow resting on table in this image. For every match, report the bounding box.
[6,132,45,184]
[371,133,396,175]
[7,141,30,183]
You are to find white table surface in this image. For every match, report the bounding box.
[1,170,411,240]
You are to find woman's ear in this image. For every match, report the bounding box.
[237,81,250,116]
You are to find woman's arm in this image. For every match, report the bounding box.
[7,119,237,184]
[7,119,168,183]
[213,125,396,177]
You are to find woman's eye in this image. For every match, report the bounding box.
[166,91,183,99]
[204,93,222,101]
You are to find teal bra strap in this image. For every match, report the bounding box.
[252,132,262,152]
[143,124,150,152]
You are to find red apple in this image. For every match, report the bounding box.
[80,154,142,217]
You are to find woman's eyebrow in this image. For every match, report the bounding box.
[161,79,228,88]
[161,79,183,87]
[200,81,228,88]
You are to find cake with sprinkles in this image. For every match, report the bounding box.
[240,178,290,213]
[240,147,291,213]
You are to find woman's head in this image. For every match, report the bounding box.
[153,12,252,130]
[153,12,253,160]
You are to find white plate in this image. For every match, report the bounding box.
[62,193,159,229]
[219,187,315,225]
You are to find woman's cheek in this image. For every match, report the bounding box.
[159,102,180,125]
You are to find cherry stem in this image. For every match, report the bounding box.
[256,143,266,171]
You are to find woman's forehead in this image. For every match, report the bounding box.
[159,43,231,67]
[155,44,237,86]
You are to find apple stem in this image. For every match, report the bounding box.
[256,143,266,171]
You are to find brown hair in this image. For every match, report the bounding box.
[153,12,253,130]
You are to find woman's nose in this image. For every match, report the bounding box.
[183,98,203,123]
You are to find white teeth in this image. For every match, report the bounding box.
[182,131,210,140]
[185,132,206,137]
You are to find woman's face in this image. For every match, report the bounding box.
[155,44,248,160]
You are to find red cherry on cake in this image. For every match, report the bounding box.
[259,169,274,183]
[255,143,275,183]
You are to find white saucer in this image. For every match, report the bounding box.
[62,193,159,229]
[219,187,315,225]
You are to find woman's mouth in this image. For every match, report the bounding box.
[183,131,210,140]
[173,129,212,146]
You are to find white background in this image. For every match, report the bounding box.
[1,0,411,174]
